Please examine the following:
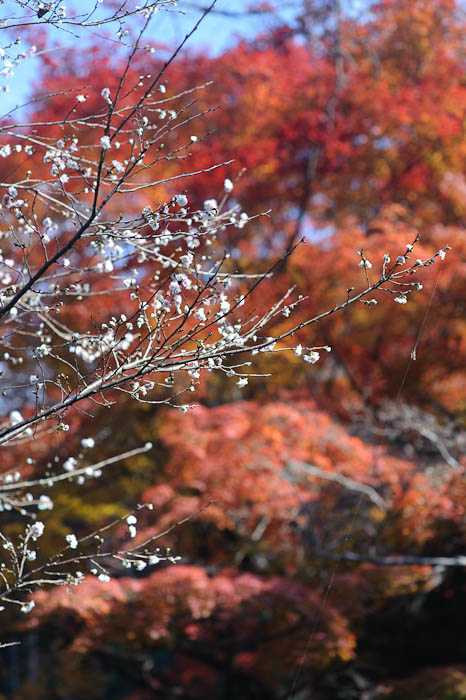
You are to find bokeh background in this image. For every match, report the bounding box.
[1,1,466,698]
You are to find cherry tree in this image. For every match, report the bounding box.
[0,0,439,628]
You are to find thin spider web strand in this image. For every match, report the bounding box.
[286,259,445,699]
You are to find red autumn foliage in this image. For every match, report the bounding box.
[2,1,466,699]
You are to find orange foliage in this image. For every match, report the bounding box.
[27,565,355,696]
[4,0,466,697]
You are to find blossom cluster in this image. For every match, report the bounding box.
[0,15,440,621]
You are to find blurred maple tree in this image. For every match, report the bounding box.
[2,1,466,699]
